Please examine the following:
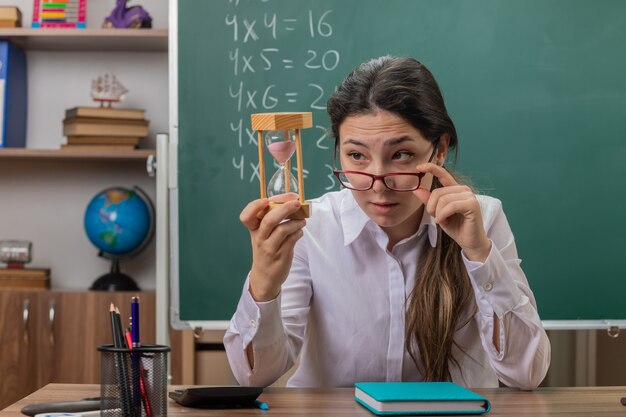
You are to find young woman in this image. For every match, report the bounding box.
[224,56,550,389]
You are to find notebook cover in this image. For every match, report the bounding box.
[354,382,491,415]
[0,41,27,148]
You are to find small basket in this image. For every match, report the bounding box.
[98,344,170,417]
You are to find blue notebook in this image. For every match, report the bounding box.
[354,382,491,415]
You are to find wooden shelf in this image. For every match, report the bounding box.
[0,148,154,161]
[0,28,168,51]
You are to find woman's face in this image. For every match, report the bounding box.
[338,111,444,242]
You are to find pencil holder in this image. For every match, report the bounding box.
[98,344,171,417]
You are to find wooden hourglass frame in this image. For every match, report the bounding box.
[251,112,312,219]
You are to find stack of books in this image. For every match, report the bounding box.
[62,106,149,151]
[0,268,50,290]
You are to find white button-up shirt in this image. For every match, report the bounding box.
[224,189,551,389]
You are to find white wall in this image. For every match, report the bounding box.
[0,0,168,290]
[27,51,168,150]
[0,160,157,290]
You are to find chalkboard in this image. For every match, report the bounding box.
[172,0,626,327]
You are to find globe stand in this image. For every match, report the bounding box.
[89,258,139,291]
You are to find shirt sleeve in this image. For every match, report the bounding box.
[462,197,551,390]
[223,237,312,387]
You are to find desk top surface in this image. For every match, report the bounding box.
[3,384,626,417]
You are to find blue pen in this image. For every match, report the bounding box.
[131,296,140,347]
[254,400,269,410]
[130,296,141,416]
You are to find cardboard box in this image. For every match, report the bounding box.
[0,7,22,28]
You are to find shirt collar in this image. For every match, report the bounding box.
[339,190,439,247]
[340,190,371,246]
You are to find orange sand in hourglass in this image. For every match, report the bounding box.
[251,112,312,220]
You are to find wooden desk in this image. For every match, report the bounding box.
[3,384,626,417]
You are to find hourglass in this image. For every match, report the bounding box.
[251,112,312,219]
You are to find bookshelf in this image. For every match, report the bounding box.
[0,28,168,51]
[0,22,164,291]
[0,148,154,160]
[0,2,185,409]
[0,28,165,160]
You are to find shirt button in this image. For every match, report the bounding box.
[249,319,257,327]
[484,282,493,292]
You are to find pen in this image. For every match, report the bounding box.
[128,298,141,417]
[131,296,140,348]
[254,400,269,410]
[34,410,119,417]
[130,297,141,417]
[21,400,101,417]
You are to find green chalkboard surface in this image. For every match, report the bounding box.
[174,0,626,325]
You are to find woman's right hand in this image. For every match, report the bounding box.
[239,193,306,302]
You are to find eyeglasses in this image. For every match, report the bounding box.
[333,140,439,192]
[334,171,427,191]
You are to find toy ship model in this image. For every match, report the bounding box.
[91,74,129,106]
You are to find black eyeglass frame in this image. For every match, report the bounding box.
[332,139,440,192]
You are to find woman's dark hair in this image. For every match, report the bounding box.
[326,56,474,382]
[327,55,458,159]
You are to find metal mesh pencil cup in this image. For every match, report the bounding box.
[98,344,170,417]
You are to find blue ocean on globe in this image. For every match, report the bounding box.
[84,187,151,256]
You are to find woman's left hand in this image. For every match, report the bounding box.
[413,163,492,262]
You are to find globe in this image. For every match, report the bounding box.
[84,186,154,291]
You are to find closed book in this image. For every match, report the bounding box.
[67,136,141,146]
[0,7,21,20]
[354,382,491,415]
[65,106,145,121]
[0,6,22,27]
[64,116,148,126]
[63,119,149,137]
[0,21,20,28]
[0,267,48,277]
[61,144,137,151]
[0,41,27,148]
